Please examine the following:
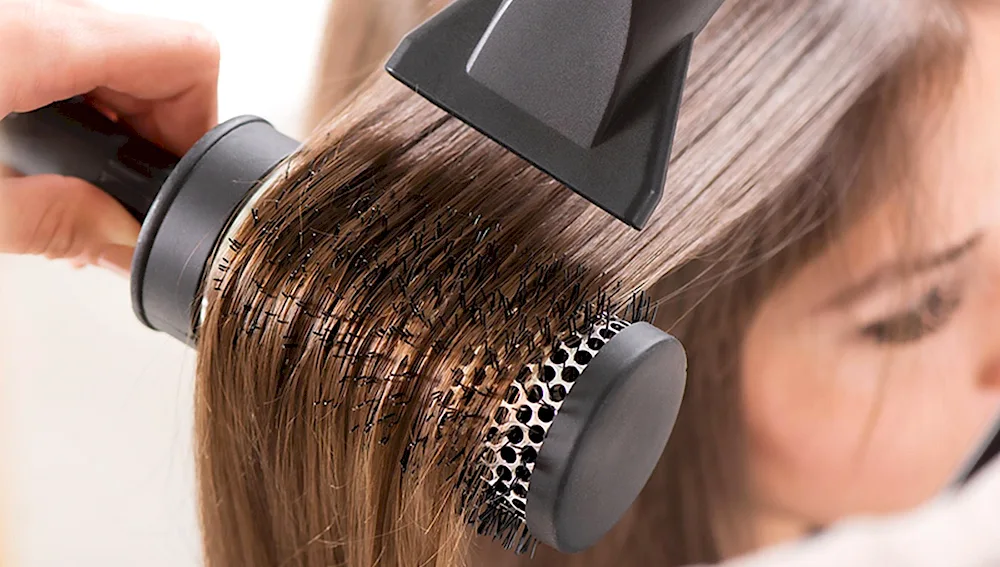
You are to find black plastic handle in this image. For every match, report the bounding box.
[0,97,179,221]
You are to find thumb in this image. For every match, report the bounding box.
[0,174,140,275]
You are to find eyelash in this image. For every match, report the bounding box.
[861,286,963,345]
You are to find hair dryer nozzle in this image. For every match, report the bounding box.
[385,0,723,229]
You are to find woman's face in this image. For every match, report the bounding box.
[741,2,1000,547]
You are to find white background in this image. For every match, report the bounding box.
[0,1,329,565]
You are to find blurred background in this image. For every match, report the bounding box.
[0,1,330,565]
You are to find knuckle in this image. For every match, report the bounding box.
[2,0,39,27]
[33,201,74,260]
[31,177,89,260]
[3,1,47,46]
[183,22,221,70]
[0,0,59,111]
[0,3,32,106]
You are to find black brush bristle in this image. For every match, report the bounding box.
[206,148,662,555]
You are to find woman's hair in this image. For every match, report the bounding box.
[196,1,968,566]
[303,0,443,128]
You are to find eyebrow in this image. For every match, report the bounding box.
[821,231,984,310]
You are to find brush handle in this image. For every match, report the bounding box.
[0,97,179,221]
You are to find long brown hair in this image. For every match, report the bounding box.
[196,1,967,566]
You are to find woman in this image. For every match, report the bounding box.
[3,0,999,566]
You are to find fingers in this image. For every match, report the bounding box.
[0,0,220,153]
[0,0,215,275]
[87,84,218,155]
[0,174,139,275]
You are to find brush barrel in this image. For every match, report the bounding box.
[526,322,687,553]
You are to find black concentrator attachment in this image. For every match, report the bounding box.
[386,0,725,229]
[0,97,300,344]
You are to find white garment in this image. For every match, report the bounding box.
[713,457,1000,567]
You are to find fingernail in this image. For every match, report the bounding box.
[102,218,141,248]
[96,244,135,278]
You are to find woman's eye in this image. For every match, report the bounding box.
[861,287,962,344]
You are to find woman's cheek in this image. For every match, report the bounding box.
[743,316,998,521]
[742,338,870,504]
[855,332,1000,511]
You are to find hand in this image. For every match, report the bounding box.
[0,0,219,275]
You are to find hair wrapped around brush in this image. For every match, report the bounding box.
[195,1,968,566]
[197,79,656,566]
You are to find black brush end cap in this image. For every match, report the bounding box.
[525,322,687,553]
[131,116,298,344]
